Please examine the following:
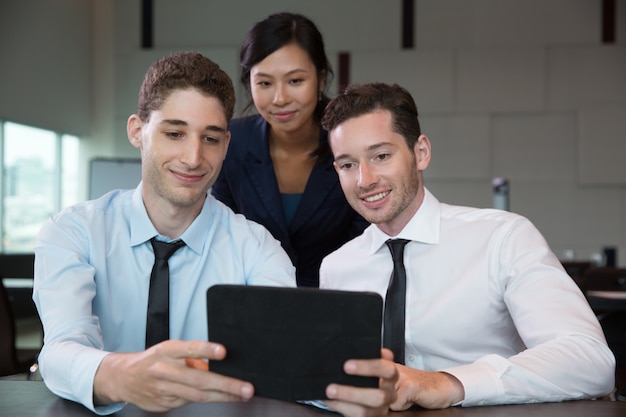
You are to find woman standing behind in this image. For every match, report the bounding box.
[212,12,368,287]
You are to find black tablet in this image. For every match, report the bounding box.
[206,284,383,401]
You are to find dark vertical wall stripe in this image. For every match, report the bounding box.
[602,0,616,43]
[142,0,154,49]
[402,0,415,49]
[338,52,351,94]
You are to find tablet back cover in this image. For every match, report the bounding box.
[207,285,382,401]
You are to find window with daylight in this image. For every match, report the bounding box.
[1,121,80,253]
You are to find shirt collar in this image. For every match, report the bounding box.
[129,183,157,247]
[366,187,441,254]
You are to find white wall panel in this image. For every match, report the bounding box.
[426,180,493,209]
[456,48,545,112]
[578,106,626,185]
[492,112,577,180]
[547,46,626,110]
[472,0,599,46]
[421,115,491,180]
[417,0,600,48]
[350,50,455,113]
[152,0,400,51]
[507,180,623,260]
[416,0,474,48]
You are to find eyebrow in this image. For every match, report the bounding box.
[160,119,227,134]
[252,68,309,79]
[334,142,393,161]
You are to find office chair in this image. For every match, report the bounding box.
[583,267,626,292]
[0,278,39,379]
[560,260,593,290]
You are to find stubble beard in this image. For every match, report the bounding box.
[144,158,208,209]
[352,164,421,226]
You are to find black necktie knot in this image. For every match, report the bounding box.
[386,239,410,263]
[151,238,186,261]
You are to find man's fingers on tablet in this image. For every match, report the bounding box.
[324,399,382,417]
[326,384,392,414]
[207,377,254,401]
[344,358,398,379]
[192,371,255,401]
[157,377,254,406]
[161,340,225,361]
[380,348,394,361]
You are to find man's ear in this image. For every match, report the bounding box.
[127,114,143,149]
[414,134,431,171]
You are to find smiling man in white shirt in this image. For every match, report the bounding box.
[319,82,616,410]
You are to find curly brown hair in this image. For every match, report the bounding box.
[137,51,235,122]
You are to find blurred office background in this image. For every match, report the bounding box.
[0,0,625,263]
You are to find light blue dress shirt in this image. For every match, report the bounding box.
[33,183,296,414]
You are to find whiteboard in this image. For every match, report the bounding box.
[89,158,142,199]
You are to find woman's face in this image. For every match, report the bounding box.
[249,42,323,137]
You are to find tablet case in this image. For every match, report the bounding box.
[206,285,383,401]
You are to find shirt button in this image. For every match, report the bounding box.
[408,355,416,363]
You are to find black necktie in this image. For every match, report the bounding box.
[383,238,410,364]
[146,237,186,348]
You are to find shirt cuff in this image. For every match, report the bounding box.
[72,349,123,414]
[440,355,508,406]
[92,402,126,415]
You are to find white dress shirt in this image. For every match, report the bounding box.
[320,188,615,406]
[33,183,296,414]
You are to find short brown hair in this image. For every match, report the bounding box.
[137,51,235,122]
[321,83,421,150]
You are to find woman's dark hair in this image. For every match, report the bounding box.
[240,12,333,124]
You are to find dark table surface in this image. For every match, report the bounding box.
[1,381,626,417]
